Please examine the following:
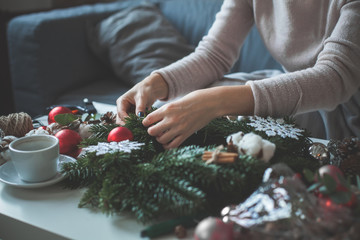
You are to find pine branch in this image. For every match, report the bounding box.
[90,123,118,139]
[61,156,96,189]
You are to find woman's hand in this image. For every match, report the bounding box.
[142,85,254,149]
[116,73,169,124]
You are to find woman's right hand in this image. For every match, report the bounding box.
[116,73,169,124]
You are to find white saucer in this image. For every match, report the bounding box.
[0,154,76,189]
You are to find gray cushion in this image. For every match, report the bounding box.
[87,2,195,86]
[54,77,129,107]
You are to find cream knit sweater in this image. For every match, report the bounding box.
[155,0,360,139]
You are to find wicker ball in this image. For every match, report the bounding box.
[0,112,33,137]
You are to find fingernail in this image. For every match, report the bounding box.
[137,111,145,117]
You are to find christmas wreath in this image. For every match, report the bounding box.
[53,109,318,223]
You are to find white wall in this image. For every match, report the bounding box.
[0,0,52,11]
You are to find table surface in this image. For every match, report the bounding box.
[0,102,328,239]
[0,182,152,240]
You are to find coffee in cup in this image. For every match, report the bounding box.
[9,135,59,182]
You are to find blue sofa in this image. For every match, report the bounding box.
[7,0,281,117]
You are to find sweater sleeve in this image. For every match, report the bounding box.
[153,0,254,99]
[247,0,360,117]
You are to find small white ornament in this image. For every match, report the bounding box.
[226,131,244,146]
[26,127,50,136]
[260,138,276,162]
[78,123,93,139]
[226,132,276,162]
[238,133,263,157]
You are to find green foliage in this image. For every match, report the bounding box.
[305,168,355,204]
[62,145,268,223]
[123,112,163,152]
[62,110,316,223]
[89,123,119,140]
[54,113,79,125]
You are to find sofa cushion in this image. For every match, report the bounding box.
[53,77,129,107]
[87,2,195,86]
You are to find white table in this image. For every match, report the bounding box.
[0,180,192,240]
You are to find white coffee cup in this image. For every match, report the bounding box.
[9,135,59,182]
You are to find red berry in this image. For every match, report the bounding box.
[55,129,82,155]
[48,106,73,124]
[107,127,133,142]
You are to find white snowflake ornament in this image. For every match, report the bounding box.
[247,116,304,140]
[83,140,145,156]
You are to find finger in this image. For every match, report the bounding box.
[156,129,175,145]
[163,129,195,149]
[135,92,154,118]
[116,98,132,122]
[147,119,171,137]
[116,114,125,125]
[135,97,148,117]
[162,135,186,149]
[142,109,164,127]
[117,105,130,123]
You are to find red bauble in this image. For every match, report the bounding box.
[316,165,358,208]
[66,147,83,159]
[48,106,73,124]
[55,129,82,156]
[316,165,345,190]
[107,127,134,142]
[194,217,234,240]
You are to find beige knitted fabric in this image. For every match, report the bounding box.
[154,0,360,139]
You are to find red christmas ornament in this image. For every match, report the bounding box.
[107,127,134,142]
[316,165,345,190]
[315,165,358,208]
[55,129,82,156]
[48,106,73,124]
[66,147,83,159]
[194,217,234,240]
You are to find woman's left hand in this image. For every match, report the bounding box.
[142,85,254,149]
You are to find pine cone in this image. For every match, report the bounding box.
[329,137,360,160]
[101,112,116,124]
[328,137,360,182]
[339,154,360,182]
[47,122,67,135]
